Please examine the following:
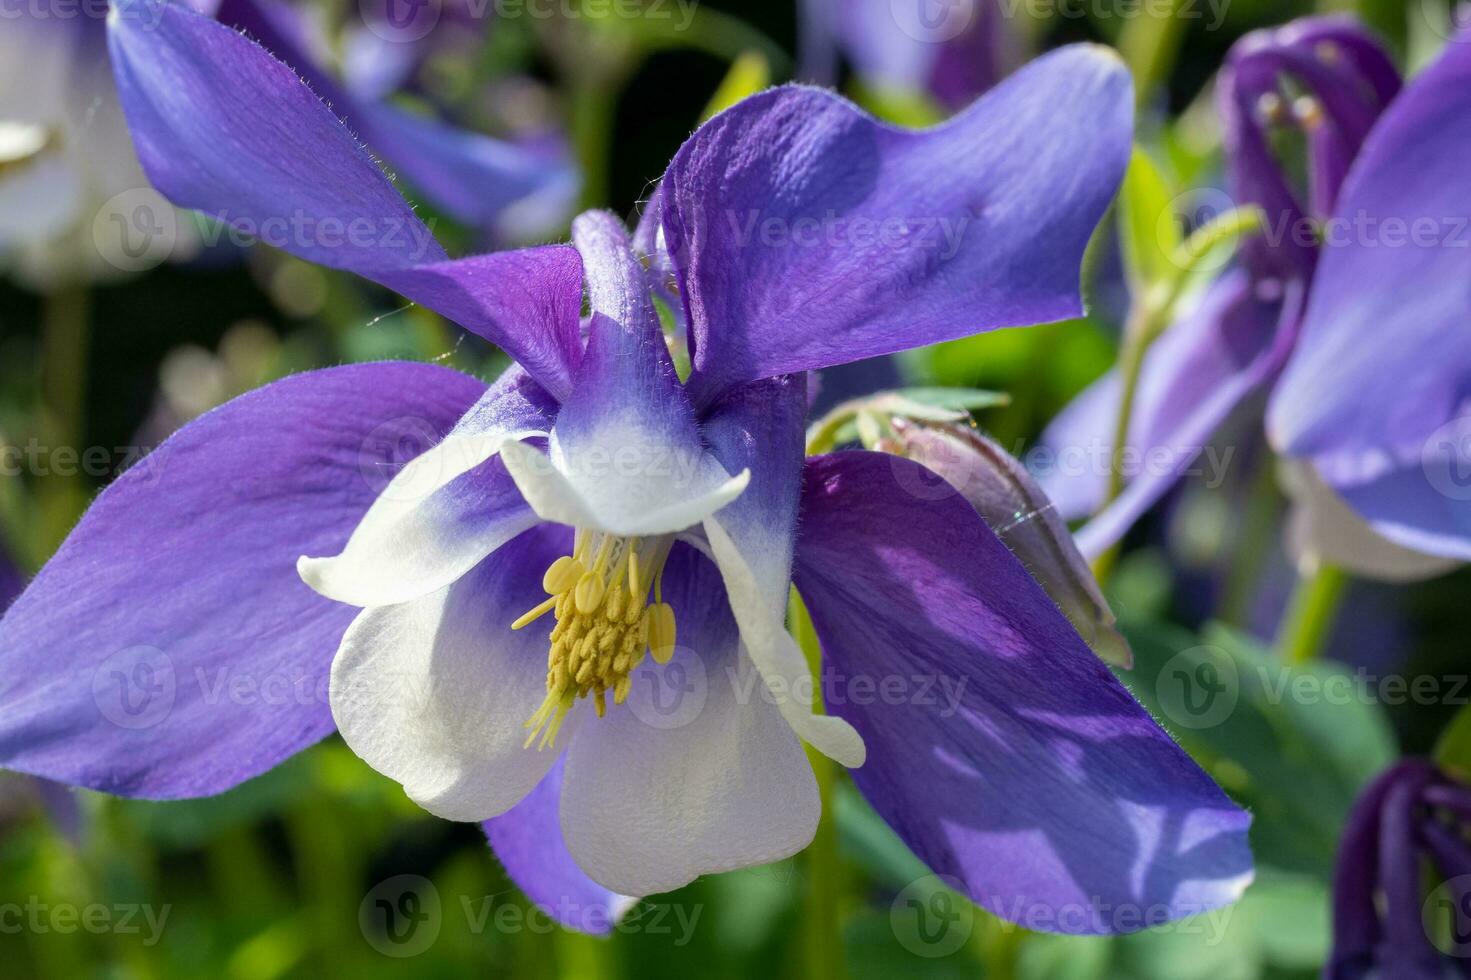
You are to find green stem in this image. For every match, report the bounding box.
[1090,320,1149,587]
[41,287,89,436]
[790,591,845,980]
[38,286,90,555]
[1091,207,1266,586]
[569,77,618,211]
[1276,564,1349,665]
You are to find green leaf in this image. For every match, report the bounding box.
[1435,703,1471,777]
[1117,146,1178,293]
[1114,869,1329,979]
[1019,933,1114,980]
[834,783,932,891]
[1118,619,1395,878]
[888,387,1012,413]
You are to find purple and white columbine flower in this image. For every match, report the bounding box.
[0,0,1252,932]
[1328,759,1471,979]
[1042,17,1471,577]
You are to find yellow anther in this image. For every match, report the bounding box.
[1293,95,1323,130]
[645,602,677,663]
[517,533,677,747]
[542,555,585,594]
[574,572,605,615]
[1256,91,1285,126]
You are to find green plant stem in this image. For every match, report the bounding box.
[1089,315,1150,588]
[38,286,90,556]
[790,592,845,980]
[569,78,618,210]
[1090,207,1266,586]
[1276,563,1349,665]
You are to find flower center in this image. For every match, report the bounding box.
[511,531,678,749]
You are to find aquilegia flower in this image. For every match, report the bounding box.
[1042,17,1471,578]
[799,0,1023,111]
[1266,29,1471,571]
[1328,759,1471,979]
[0,0,1253,932]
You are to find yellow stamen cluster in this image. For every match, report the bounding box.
[512,531,678,749]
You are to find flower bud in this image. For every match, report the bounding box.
[887,419,1132,668]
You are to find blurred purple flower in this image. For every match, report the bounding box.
[800,0,1025,110]
[0,4,1254,933]
[1328,758,1471,979]
[1044,18,1471,574]
[208,0,577,240]
[0,0,571,286]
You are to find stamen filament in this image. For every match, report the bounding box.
[511,595,558,630]
[513,530,680,749]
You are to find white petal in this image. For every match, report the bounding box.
[703,517,866,769]
[559,650,819,896]
[328,541,572,822]
[1282,460,1459,583]
[300,429,544,607]
[500,438,750,537]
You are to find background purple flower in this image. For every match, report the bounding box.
[1327,759,1471,979]
[1042,17,1471,574]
